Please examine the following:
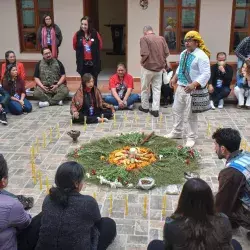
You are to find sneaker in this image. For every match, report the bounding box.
[218,99,224,109]
[210,100,216,110]
[237,105,243,109]
[128,104,134,110]
[185,139,195,148]
[58,100,63,106]
[150,110,159,117]
[138,105,149,113]
[164,132,182,139]
[0,112,7,125]
[38,101,50,108]
[114,106,119,111]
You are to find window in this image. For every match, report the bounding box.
[16,0,53,52]
[230,0,250,53]
[160,0,200,53]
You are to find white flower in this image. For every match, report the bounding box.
[86,173,90,178]
[110,182,117,188]
[159,155,163,160]
[127,183,134,188]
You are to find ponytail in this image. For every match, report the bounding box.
[50,186,74,207]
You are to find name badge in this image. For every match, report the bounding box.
[216,79,222,88]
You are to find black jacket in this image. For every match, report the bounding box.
[0,87,10,108]
[209,63,233,88]
[75,29,101,75]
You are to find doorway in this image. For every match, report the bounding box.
[83,0,127,80]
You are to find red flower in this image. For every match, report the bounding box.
[188,150,195,158]
[177,145,183,150]
[91,169,96,175]
[124,181,128,185]
[185,159,190,165]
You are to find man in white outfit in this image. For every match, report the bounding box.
[139,25,169,117]
[165,31,211,148]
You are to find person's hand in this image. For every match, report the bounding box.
[208,84,214,93]
[169,78,177,88]
[118,100,125,109]
[184,83,196,93]
[123,99,128,107]
[218,66,225,73]
[0,103,2,111]
[41,85,50,93]
[162,68,166,73]
[19,100,24,107]
[73,111,79,119]
[50,84,59,92]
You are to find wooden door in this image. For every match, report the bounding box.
[83,0,99,31]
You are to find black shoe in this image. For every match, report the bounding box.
[0,112,7,125]
[247,232,250,241]
[138,105,149,113]
[150,110,159,117]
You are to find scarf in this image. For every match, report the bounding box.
[41,26,57,58]
[184,31,211,58]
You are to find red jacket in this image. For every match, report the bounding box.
[1,62,26,81]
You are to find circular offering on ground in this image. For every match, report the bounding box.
[68,132,200,189]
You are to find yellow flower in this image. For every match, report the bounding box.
[100,156,105,160]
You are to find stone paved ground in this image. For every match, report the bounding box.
[1,101,250,249]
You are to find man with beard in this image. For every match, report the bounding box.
[212,128,250,240]
[34,47,69,108]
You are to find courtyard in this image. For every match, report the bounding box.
[1,101,249,249]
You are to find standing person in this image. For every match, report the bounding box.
[235,36,250,80]
[2,64,32,115]
[33,47,69,108]
[147,178,242,250]
[71,73,114,124]
[35,161,116,250]
[208,52,233,109]
[139,25,169,117]
[73,16,102,86]
[212,128,250,241]
[105,63,139,110]
[1,50,26,81]
[234,60,250,109]
[37,14,63,58]
[165,31,211,148]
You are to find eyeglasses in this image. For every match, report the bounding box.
[43,52,51,56]
[184,39,194,43]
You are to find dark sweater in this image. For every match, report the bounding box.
[35,192,101,250]
[164,213,233,250]
[0,87,10,108]
[209,64,233,88]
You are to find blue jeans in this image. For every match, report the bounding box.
[105,93,139,106]
[8,99,32,115]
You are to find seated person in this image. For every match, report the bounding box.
[0,87,10,125]
[213,128,250,240]
[34,47,69,108]
[147,178,242,250]
[1,50,26,81]
[161,61,174,107]
[234,60,250,109]
[104,63,139,110]
[71,73,114,124]
[0,153,41,250]
[1,64,32,115]
[35,161,116,250]
[208,52,233,109]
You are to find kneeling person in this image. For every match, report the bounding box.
[34,47,69,108]
[71,73,114,124]
[105,63,139,110]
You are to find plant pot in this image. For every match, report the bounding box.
[67,130,81,143]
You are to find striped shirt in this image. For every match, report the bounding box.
[235,36,250,61]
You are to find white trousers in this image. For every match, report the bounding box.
[171,85,198,140]
[234,86,250,106]
[141,67,162,111]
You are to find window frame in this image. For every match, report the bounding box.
[16,0,54,53]
[159,0,201,54]
[229,0,250,54]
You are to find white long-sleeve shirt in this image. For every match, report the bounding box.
[176,48,211,88]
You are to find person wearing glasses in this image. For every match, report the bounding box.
[33,47,69,108]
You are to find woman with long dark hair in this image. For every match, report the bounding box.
[37,14,62,58]
[35,161,116,250]
[1,50,25,81]
[73,16,102,86]
[147,178,242,250]
[1,64,32,115]
[71,73,114,124]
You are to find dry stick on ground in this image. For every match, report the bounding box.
[141,132,155,145]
